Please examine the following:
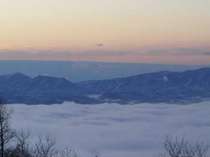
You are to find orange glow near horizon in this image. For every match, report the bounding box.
[0,0,210,64]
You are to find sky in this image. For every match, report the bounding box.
[0,0,210,64]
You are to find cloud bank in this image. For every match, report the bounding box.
[9,102,210,157]
[1,47,210,64]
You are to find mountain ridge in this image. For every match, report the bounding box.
[0,60,206,82]
[0,67,210,104]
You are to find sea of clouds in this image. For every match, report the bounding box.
[8,102,210,157]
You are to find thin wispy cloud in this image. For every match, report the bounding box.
[96,43,104,47]
[0,47,210,57]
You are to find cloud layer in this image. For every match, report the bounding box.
[9,102,210,157]
[1,47,210,64]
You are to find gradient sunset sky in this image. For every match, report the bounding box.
[0,0,210,64]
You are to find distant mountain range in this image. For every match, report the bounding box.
[0,67,210,104]
[0,60,206,82]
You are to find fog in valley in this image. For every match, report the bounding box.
[8,102,210,157]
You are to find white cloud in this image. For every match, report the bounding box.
[8,102,210,157]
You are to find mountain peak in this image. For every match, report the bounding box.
[0,67,210,104]
[6,73,31,80]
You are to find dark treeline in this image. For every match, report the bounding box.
[0,101,78,157]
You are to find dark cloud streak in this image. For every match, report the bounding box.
[0,47,210,61]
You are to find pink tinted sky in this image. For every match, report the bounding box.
[0,0,210,64]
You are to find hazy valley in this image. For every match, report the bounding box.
[9,101,210,157]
